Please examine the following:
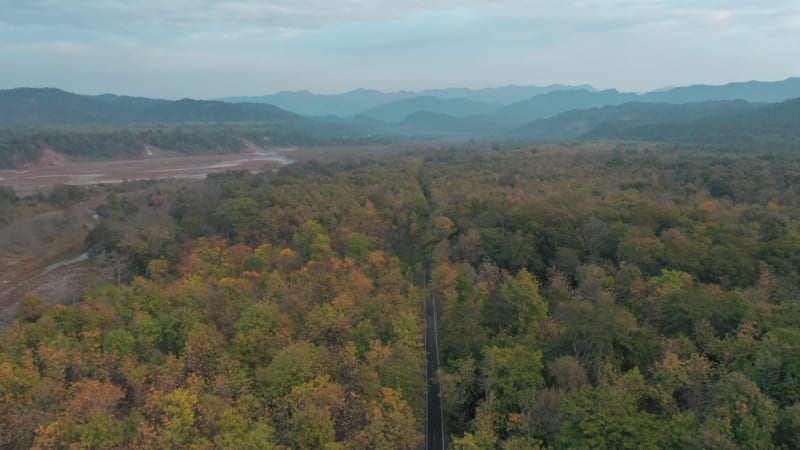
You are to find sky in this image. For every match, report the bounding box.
[1,0,799,99]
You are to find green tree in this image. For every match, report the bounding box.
[501,269,548,336]
[483,344,545,417]
[699,372,779,449]
[556,369,664,449]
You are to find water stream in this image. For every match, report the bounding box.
[258,151,294,165]
[43,253,89,274]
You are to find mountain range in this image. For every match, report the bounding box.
[222,78,800,123]
[0,77,798,145]
[222,84,592,117]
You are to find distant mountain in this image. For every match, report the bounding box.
[93,93,171,108]
[498,89,639,126]
[222,78,800,125]
[0,88,302,125]
[516,100,765,140]
[407,84,594,105]
[643,78,800,104]
[391,111,506,136]
[222,84,590,117]
[143,99,300,123]
[3,80,799,144]
[225,89,410,118]
[358,96,500,122]
[0,88,126,125]
[359,79,800,137]
[492,78,800,126]
[587,97,800,144]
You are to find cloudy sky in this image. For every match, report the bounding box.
[1,0,799,98]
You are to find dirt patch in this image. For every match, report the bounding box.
[0,192,108,327]
[0,262,101,328]
[0,150,291,196]
[39,147,69,166]
[19,146,70,169]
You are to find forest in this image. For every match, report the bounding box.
[2,142,800,448]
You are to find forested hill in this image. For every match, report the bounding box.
[376,99,785,140]
[516,100,765,140]
[0,88,302,125]
[0,122,388,169]
[0,89,386,168]
[643,77,800,103]
[587,97,800,145]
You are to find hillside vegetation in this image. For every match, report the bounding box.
[588,98,800,147]
[516,100,764,140]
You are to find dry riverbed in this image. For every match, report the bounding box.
[0,150,293,196]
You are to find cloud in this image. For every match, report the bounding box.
[0,0,798,97]
[2,0,798,47]
[0,1,794,30]
[0,0,481,29]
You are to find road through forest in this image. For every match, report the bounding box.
[425,272,445,449]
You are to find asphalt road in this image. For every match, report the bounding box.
[425,275,446,450]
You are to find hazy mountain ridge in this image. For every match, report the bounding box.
[324,78,800,136]
[586,97,800,144]
[1,80,799,144]
[393,111,506,136]
[358,96,501,122]
[222,78,800,123]
[644,78,800,103]
[224,89,411,118]
[498,89,640,126]
[497,78,800,126]
[362,97,798,142]
[0,88,302,125]
[222,84,591,116]
[516,100,767,140]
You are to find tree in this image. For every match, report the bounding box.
[358,387,421,449]
[33,380,125,449]
[775,403,800,450]
[548,356,587,391]
[501,269,548,336]
[440,357,480,435]
[552,293,637,376]
[699,372,779,449]
[258,341,325,402]
[137,381,213,449]
[747,328,800,407]
[215,197,263,242]
[292,220,333,261]
[452,399,500,450]
[663,288,749,338]
[556,369,664,449]
[281,375,345,449]
[483,344,544,417]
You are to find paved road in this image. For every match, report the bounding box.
[425,274,446,449]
